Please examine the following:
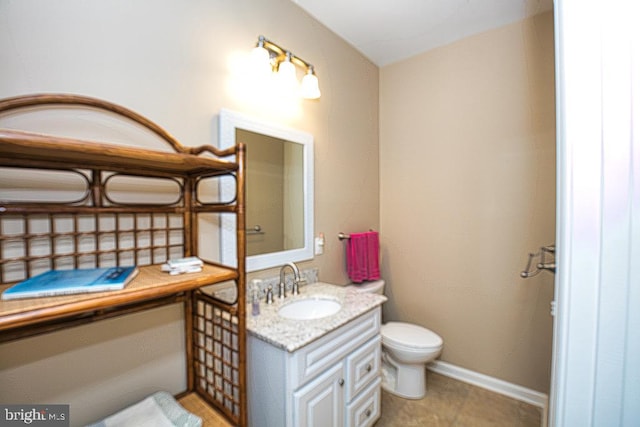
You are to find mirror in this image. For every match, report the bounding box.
[219,109,314,272]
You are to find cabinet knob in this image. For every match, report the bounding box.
[366,364,372,372]
[338,378,344,386]
[365,408,372,417]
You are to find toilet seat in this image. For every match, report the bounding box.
[381,322,443,351]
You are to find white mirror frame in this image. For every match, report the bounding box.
[219,109,314,272]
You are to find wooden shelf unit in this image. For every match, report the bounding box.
[0,94,247,426]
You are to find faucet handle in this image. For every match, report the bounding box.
[265,286,274,304]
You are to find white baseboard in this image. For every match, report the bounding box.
[428,360,549,410]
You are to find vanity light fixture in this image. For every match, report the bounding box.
[251,35,321,100]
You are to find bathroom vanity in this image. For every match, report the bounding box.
[246,282,386,427]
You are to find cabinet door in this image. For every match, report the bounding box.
[293,362,345,427]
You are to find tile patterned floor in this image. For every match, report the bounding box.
[375,372,542,427]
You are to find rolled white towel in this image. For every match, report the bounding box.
[86,391,201,427]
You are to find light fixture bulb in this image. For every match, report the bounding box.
[251,45,269,63]
[278,53,297,81]
[301,68,321,99]
[251,45,271,74]
[276,52,299,98]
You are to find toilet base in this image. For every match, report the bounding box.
[381,355,427,399]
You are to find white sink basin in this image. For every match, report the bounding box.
[278,298,342,320]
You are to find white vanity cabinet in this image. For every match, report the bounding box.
[248,307,382,427]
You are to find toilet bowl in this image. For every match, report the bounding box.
[380,322,443,398]
[347,280,444,399]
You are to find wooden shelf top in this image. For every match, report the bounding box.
[178,393,233,427]
[0,264,238,331]
[0,128,238,177]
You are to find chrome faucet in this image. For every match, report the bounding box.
[279,262,301,299]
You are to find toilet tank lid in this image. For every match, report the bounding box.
[349,279,385,293]
[381,322,443,349]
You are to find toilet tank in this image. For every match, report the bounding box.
[348,279,385,294]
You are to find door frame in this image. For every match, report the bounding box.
[550,0,639,425]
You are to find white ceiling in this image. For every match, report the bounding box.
[291,0,554,66]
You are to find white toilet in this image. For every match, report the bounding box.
[348,279,443,399]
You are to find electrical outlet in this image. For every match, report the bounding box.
[314,233,325,255]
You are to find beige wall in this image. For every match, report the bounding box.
[0,0,378,425]
[380,11,556,393]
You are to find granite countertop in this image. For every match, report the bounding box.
[246,282,387,352]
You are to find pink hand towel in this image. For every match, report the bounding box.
[346,231,380,283]
[347,232,368,283]
[366,231,380,280]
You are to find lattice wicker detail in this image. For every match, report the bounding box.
[0,212,185,284]
[193,292,241,424]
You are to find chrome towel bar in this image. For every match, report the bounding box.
[246,225,264,235]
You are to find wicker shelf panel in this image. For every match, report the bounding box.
[0,263,237,331]
[193,293,242,425]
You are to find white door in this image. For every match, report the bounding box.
[551,0,640,425]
